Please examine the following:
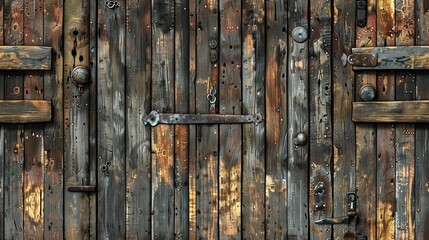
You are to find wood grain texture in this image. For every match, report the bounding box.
[241,0,265,238]
[353,101,429,123]
[0,1,4,235]
[308,0,333,238]
[0,46,51,70]
[265,0,288,238]
[125,0,152,239]
[97,0,126,238]
[0,100,51,123]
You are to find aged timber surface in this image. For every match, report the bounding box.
[0,100,51,123]
[353,101,429,123]
[0,46,52,70]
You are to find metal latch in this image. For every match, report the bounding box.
[315,182,326,211]
[315,192,357,225]
[356,0,367,28]
[143,110,263,127]
[67,186,97,192]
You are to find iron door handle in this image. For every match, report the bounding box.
[315,192,357,225]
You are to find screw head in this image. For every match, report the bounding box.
[292,27,308,43]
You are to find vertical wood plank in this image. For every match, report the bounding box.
[63,0,91,239]
[125,0,151,239]
[394,0,415,239]
[3,1,25,239]
[219,0,242,238]
[151,1,175,238]
[308,0,333,237]
[265,0,288,238]
[97,0,126,238]
[376,0,396,239]
[0,0,4,236]
[355,0,377,239]
[332,0,356,238]
[195,0,219,238]
[415,0,429,238]
[241,0,265,238]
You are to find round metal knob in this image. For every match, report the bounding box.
[359,85,376,101]
[292,27,308,43]
[71,66,90,88]
[293,133,308,146]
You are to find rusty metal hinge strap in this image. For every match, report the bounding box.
[144,110,263,126]
[67,186,97,192]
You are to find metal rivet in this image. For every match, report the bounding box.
[293,133,308,146]
[292,26,308,43]
[209,39,218,49]
[359,85,376,101]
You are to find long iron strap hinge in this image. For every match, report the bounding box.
[144,110,263,127]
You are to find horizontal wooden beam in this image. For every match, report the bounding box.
[0,100,52,123]
[0,46,52,70]
[353,100,429,123]
[351,46,429,70]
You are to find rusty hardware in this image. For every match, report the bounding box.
[314,182,326,211]
[356,0,367,28]
[348,53,378,67]
[359,85,376,101]
[207,87,217,114]
[67,186,96,192]
[315,192,357,225]
[291,26,308,43]
[209,49,218,63]
[106,1,119,9]
[209,39,218,49]
[293,132,307,146]
[144,110,263,127]
[71,66,90,92]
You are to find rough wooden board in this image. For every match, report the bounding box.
[0,46,51,70]
[265,0,288,238]
[353,101,429,122]
[151,1,175,238]
[219,0,242,238]
[97,0,126,238]
[308,0,333,238]
[241,0,265,238]
[0,100,51,123]
[0,1,4,234]
[125,0,152,238]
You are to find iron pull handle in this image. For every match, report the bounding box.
[315,192,357,225]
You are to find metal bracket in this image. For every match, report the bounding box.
[357,0,367,28]
[348,53,378,67]
[315,182,326,211]
[143,110,263,127]
[67,186,96,192]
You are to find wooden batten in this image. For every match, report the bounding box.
[353,100,429,122]
[0,46,52,70]
[0,100,51,123]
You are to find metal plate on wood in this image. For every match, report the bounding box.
[348,53,378,67]
[0,46,52,70]
[67,186,97,192]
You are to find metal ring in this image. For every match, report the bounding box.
[207,94,216,104]
[106,1,116,9]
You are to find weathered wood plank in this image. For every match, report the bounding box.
[351,46,429,70]
[394,0,415,238]
[3,1,25,239]
[353,101,429,122]
[308,0,333,237]
[219,0,242,238]
[151,1,175,238]
[97,0,126,238]
[0,46,51,70]
[195,0,219,239]
[125,0,151,238]
[241,0,265,238]
[0,100,51,123]
[0,1,4,235]
[355,0,377,239]
[333,0,356,238]
[415,0,429,238]
[63,0,91,239]
[265,0,288,238]
[43,0,64,238]
[376,1,396,239]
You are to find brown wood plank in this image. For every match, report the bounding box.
[151,1,175,238]
[353,101,429,122]
[42,0,64,238]
[97,0,126,238]
[174,0,190,238]
[351,46,429,70]
[63,0,91,239]
[195,0,219,239]
[265,0,288,238]
[0,46,51,70]
[0,100,51,123]
[415,0,429,238]
[0,0,4,234]
[219,0,242,238]
[332,0,356,238]
[394,0,415,238]
[3,1,25,239]
[355,0,377,239]
[308,0,333,237]
[241,0,265,238]
[125,0,152,238]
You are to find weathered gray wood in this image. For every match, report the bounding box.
[125,0,152,238]
[0,100,51,123]
[0,1,4,235]
[265,0,288,238]
[309,0,333,237]
[0,46,51,70]
[353,101,429,123]
[241,0,265,238]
